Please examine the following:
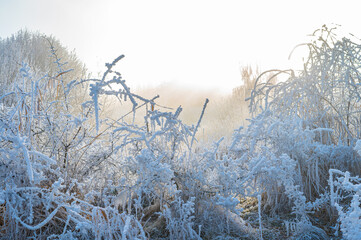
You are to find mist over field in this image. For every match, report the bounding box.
[2,26,361,239]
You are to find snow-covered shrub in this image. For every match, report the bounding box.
[249,25,361,146]
[226,24,361,238]
[162,197,201,240]
[329,169,361,239]
[0,51,151,239]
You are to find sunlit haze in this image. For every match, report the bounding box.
[0,0,360,93]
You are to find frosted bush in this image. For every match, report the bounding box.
[329,169,361,239]
[227,25,361,238]
[162,197,201,240]
[354,139,361,156]
[337,194,361,240]
[0,50,152,238]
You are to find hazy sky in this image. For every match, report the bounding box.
[0,0,360,93]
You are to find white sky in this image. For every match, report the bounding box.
[0,0,360,93]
